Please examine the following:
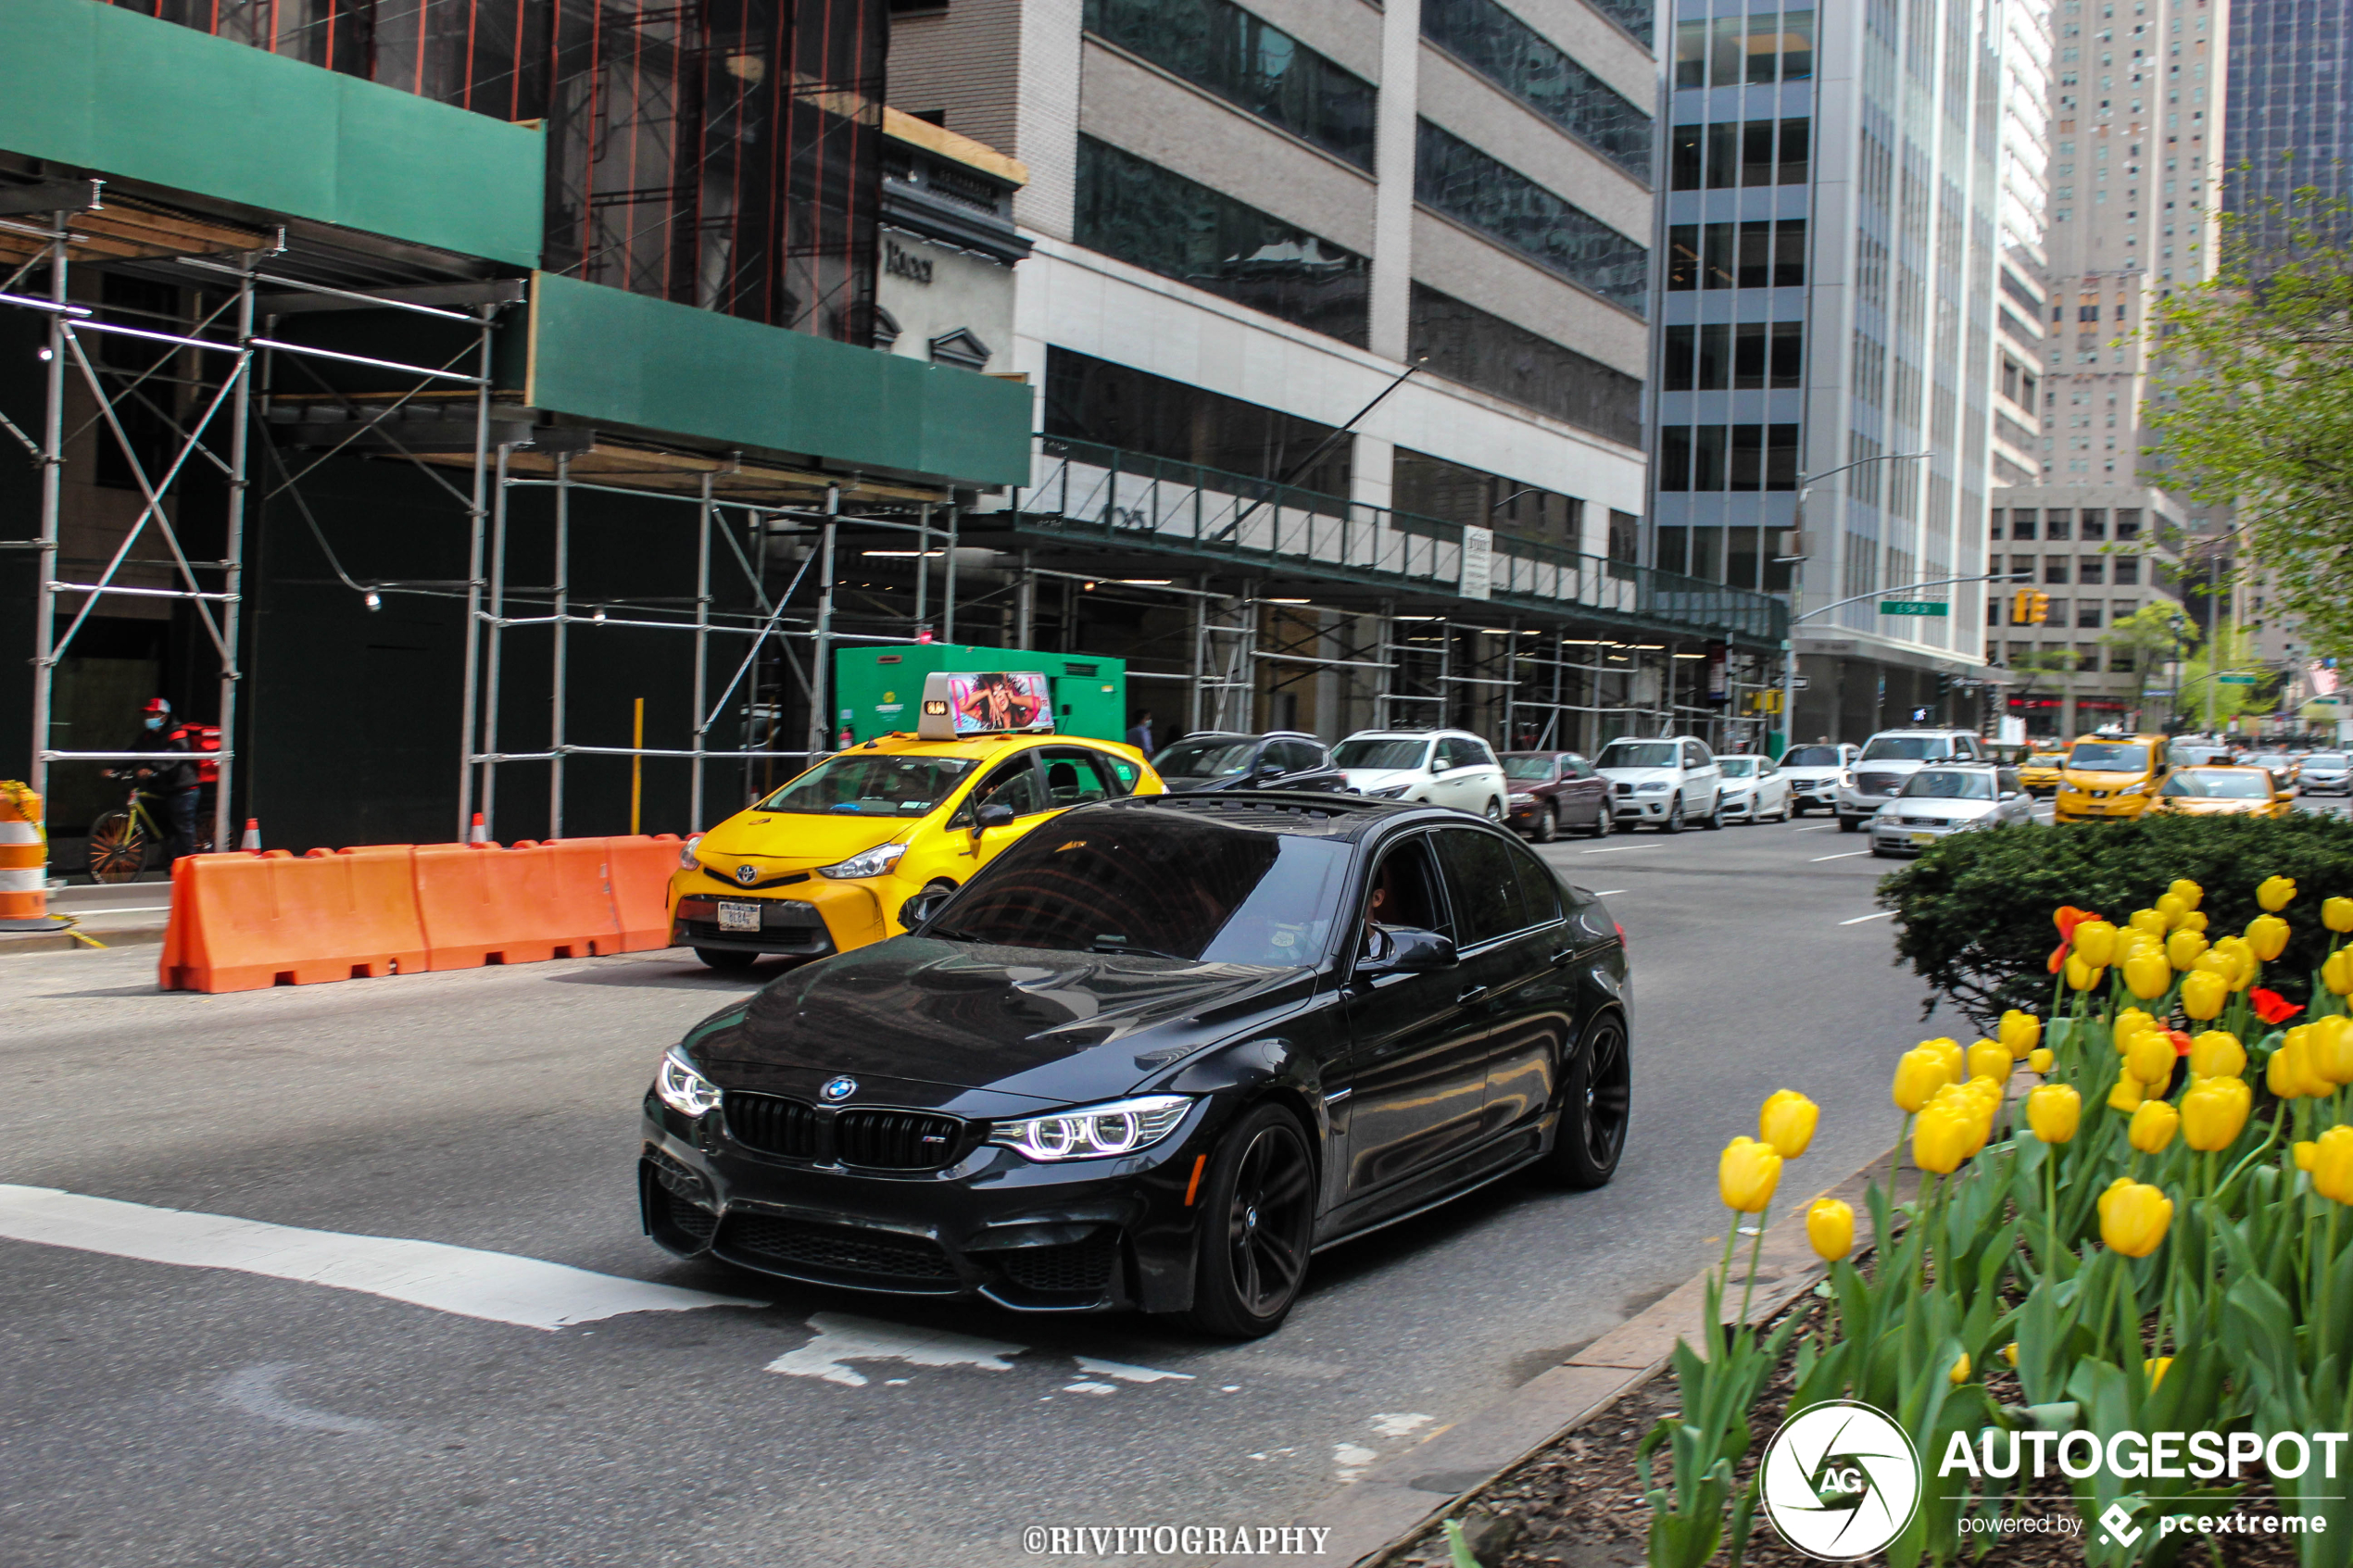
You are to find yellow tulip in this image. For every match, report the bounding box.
[1925,1037,1966,1085]
[2246,914,2291,963]
[2325,948,2353,997]
[2182,1078,2251,1151]
[1718,1136,1782,1213]
[2181,910,2210,935]
[2168,929,2208,971]
[2123,947,2173,1000]
[2295,1140,2318,1173]
[2000,1010,2043,1057]
[2108,1069,2146,1112]
[1758,1090,1819,1160]
[2098,1180,2174,1257]
[2169,878,2204,910]
[2129,908,2169,940]
[2188,1030,2246,1080]
[2258,875,2297,912]
[2325,896,2353,935]
[2310,1015,2353,1087]
[2001,1341,2020,1367]
[2269,1035,2309,1099]
[2182,970,2230,1022]
[2067,953,2105,992]
[1806,1198,1855,1261]
[2213,936,2259,989]
[2146,1356,2174,1390]
[1967,1040,2012,1084]
[2312,1127,2353,1206]
[1914,1102,1973,1174]
[2029,1047,2055,1073]
[2073,920,2120,968]
[2157,893,2191,928]
[1892,1048,1951,1112]
[2129,1098,2181,1154]
[2115,1007,2158,1047]
[2026,1083,2082,1144]
[1949,1351,1972,1386]
[2125,1029,2177,1088]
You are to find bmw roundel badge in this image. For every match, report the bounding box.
[736,864,759,885]
[821,1076,858,1102]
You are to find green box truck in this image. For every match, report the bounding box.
[831,643,1129,746]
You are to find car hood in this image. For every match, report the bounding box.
[1718,774,1761,790]
[695,811,915,871]
[1781,767,1842,783]
[1596,766,1679,785]
[690,937,1315,1109]
[1341,767,1428,792]
[1883,798,1996,822]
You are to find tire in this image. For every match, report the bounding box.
[694,947,759,972]
[1585,805,1611,837]
[87,810,149,884]
[1542,1012,1629,1188]
[1533,804,1559,844]
[1659,794,1684,833]
[1185,1102,1317,1338]
[1838,814,1862,834]
[1703,793,1725,830]
[1482,797,1504,822]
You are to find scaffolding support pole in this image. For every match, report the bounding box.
[210,260,257,855]
[1503,618,1519,748]
[1375,600,1394,729]
[942,506,960,644]
[1188,580,1208,734]
[802,487,838,766]
[27,213,66,807]
[690,474,713,832]
[455,307,495,840]
[481,443,511,834]
[913,503,930,633]
[1013,552,1034,649]
[549,452,570,837]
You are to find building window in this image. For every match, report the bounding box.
[1655,425,1799,491]
[1042,345,1352,496]
[1694,425,1729,490]
[1423,0,1652,180]
[2011,508,2038,540]
[1770,321,1803,386]
[1393,447,1584,546]
[2081,507,2108,539]
[1989,508,2005,541]
[1775,219,1807,284]
[1667,225,1700,288]
[1415,121,1648,313]
[2079,556,2106,584]
[2045,557,2070,584]
[1406,283,1642,445]
[1660,426,1693,491]
[1076,137,1369,345]
[2114,508,2142,540]
[1673,10,1814,88]
[1667,218,1807,289]
[2113,555,2139,584]
[1083,0,1376,169]
[1609,509,1640,562]
[2045,508,2073,540]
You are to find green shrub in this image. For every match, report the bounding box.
[1875,812,2353,1027]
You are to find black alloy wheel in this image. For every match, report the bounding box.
[1838,814,1862,833]
[694,947,758,972]
[1659,794,1683,834]
[1533,803,1559,843]
[1186,1102,1316,1337]
[1544,1013,1630,1188]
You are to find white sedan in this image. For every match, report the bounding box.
[1717,755,1793,823]
[1869,765,2035,857]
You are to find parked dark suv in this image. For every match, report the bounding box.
[1150,732,1346,794]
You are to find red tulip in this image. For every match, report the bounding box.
[2048,905,2106,974]
[2252,988,2303,1026]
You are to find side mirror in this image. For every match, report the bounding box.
[972,802,1015,834]
[899,886,953,931]
[2000,790,2020,801]
[1355,926,1457,979]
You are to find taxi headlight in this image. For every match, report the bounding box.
[818,842,908,880]
[678,834,704,871]
[655,1048,723,1118]
[987,1094,1194,1161]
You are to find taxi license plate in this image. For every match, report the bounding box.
[717,900,762,934]
[1911,833,1937,847]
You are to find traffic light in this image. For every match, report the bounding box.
[2009,588,2050,625]
[2032,591,2051,625]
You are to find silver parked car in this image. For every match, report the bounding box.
[1869,764,2034,857]
[2297,752,2349,796]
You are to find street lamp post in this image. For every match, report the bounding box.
[1775,450,1934,754]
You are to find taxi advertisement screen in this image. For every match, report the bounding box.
[918,671,1054,739]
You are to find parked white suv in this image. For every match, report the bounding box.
[1333,729,1509,819]
[1593,734,1725,832]
[1779,742,1859,816]
[1836,729,1989,832]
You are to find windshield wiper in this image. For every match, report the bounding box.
[1088,941,1190,961]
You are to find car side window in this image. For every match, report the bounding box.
[1504,840,1564,925]
[1361,834,1452,951]
[1437,828,1531,947]
[1038,746,1118,806]
[1997,768,2022,795]
[1466,738,1498,768]
[1275,739,1323,772]
[1430,737,1457,771]
[1567,758,1594,778]
[1681,743,1705,770]
[959,754,1047,821]
[1096,749,1141,796]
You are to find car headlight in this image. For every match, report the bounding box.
[655,1048,723,1117]
[1637,781,1669,794]
[818,842,908,880]
[2120,783,2149,796]
[1841,771,1855,788]
[986,1094,1193,1161]
[1508,792,1536,803]
[1367,784,1411,799]
[678,834,704,871]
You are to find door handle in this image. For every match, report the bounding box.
[1549,947,1575,967]
[1456,985,1490,1006]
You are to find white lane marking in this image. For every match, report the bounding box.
[1063,1380,1120,1396]
[1841,909,1899,925]
[1791,823,1834,833]
[1580,846,1643,854]
[1333,1441,1380,1481]
[764,1311,1024,1386]
[1811,850,1869,861]
[0,1185,761,1331]
[1590,889,1627,897]
[1076,1356,1195,1384]
[220,1364,384,1435]
[1373,1411,1436,1438]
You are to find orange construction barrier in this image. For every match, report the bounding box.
[1,780,64,933]
[412,839,617,970]
[606,833,683,951]
[159,846,429,992]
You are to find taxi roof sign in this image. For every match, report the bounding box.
[916,671,1057,741]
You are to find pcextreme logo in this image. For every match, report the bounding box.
[1759,1400,1924,1561]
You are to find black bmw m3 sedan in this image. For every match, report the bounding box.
[640,791,1631,1337]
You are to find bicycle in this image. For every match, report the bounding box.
[87,777,214,884]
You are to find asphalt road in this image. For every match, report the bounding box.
[1,811,1973,1568]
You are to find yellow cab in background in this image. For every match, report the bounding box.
[667,670,1163,970]
[2055,733,2170,822]
[2150,765,2295,819]
[2015,748,2067,795]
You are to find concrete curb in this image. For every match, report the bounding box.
[0,922,168,958]
[1214,1148,1909,1568]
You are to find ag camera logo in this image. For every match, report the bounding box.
[1760,1400,1922,1560]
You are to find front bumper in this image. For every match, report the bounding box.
[1836,787,1895,820]
[640,1092,1227,1314]
[668,869,888,956]
[1785,778,1837,810]
[2056,793,2151,821]
[1869,816,1974,856]
[1610,790,1674,821]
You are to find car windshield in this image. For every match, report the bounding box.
[1334,738,1428,771]
[1596,741,1678,770]
[1860,736,1952,761]
[1152,738,1257,778]
[753,753,978,815]
[2070,742,2150,771]
[929,813,1348,964]
[1718,758,1759,777]
[2164,770,2270,799]
[2310,754,2349,768]
[1503,757,1558,780]
[2249,754,2291,768]
[1899,771,1994,800]
[1782,746,1843,767]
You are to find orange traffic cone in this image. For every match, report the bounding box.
[239,818,261,851]
[468,811,489,845]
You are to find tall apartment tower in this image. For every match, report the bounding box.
[2225,0,2353,252]
[1655,0,2045,742]
[1987,0,2223,738]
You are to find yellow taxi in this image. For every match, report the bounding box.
[2016,749,2067,796]
[667,672,1162,969]
[2055,734,2170,822]
[2150,765,2295,818]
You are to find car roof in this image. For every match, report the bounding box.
[1083,790,1453,842]
[850,732,1117,760]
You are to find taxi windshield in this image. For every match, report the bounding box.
[754,754,978,815]
[2163,770,2270,799]
[2028,752,2065,766]
[931,816,1348,964]
[1153,738,1258,778]
[1900,770,1994,800]
[2069,742,2150,771]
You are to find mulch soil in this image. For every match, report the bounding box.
[1387,1293,2308,1568]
